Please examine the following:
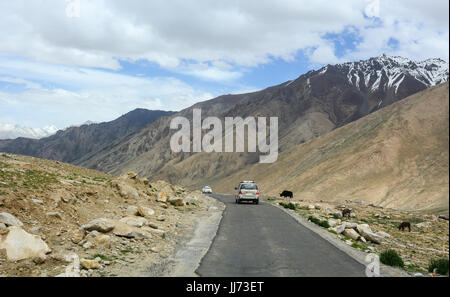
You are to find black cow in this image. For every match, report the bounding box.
[399,222,411,232]
[280,190,293,199]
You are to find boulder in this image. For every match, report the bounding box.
[185,196,197,204]
[328,219,338,227]
[116,182,140,200]
[80,258,100,270]
[308,205,315,210]
[0,226,51,261]
[333,211,343,219]
[0,212,23,227]
[80,218,115,233]
[314,204,321,210]
[344,222,358,229]
[119,216,148,228]
[376,231,391,238]
[157,192,169,203]
[335,224,346,234]
[137,206,155,217]
[147,222,159,229]
[125,206,139,216]
[157,215,166,222]
[168,197,184,206]
[357,225,382,244]
[113,221,151,239]
[343,228,360,241]
[0,223,6,229]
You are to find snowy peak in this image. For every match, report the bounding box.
[317,54,448,94]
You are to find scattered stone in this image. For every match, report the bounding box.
[0,223,6,229]
[32,199,44,204]
[328,219,338,227]
[46,212,62,219]
[80,258,100,270]
[0,226,51,261]
[157,192,169,203]
[150,247,159,253]
[33,254,47,264]
[126,206,139,216]
[0,212,23,227]
[147,222,159,229]
[82,241,94,249]
[80,218,115,233]
[138,206,155,217]
[120,216,148,228]
[333,211,343,218]
[314,204,321,210]
[185,196,197,204]
[157,215,166,221]
[168,197,184,206]
[357,225,382,244]
[308,205,315,210]
[55,254,80,277]
[343,228,360,241]
[376,231,391,238]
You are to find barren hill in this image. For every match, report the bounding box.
[76,55,448,194]
[213,83,449,213]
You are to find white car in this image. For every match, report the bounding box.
[202,186,213,194]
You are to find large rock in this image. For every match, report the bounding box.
[138,206,155,217]
[328,219,338,227]
[376,231,391,238]
[357,224,382,244]
[335,224,346,234]
[80,218,115,233]
[119,216,148,228]
[0,226,51,261]
[116,182,140,200]
[125,206,139,216]
[0,212,23,227]
[343,228,360,241]
[113,221,151,239]
[168,197,184,206]
[157,192,169,203]
[80,258,100,270]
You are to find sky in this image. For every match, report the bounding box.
[0,0,449,138]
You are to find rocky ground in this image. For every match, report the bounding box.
[269,197,449,276]
[0,153,215,277]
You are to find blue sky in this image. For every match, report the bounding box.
[0,0,449,138]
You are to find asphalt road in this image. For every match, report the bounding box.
[196,194,366,277]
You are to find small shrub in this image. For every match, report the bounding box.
[279,202,296,210]
[428,258,449,275]
[328,229,338,235]
[380,250,404,268]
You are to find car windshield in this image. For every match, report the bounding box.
[240,183,258,190]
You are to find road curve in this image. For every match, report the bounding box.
[196,194,366,277]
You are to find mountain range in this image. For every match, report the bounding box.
[0,54,448,211]
[0,109,174,163]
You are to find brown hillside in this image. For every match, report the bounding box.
[213,83,449,213]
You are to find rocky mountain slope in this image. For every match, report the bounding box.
[0,153,214,277]
[214,83,449,213]
[75,55,448,194]
[0,109,173,164]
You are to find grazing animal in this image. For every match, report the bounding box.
[342,208,352,218]
[399,222,411,232]
[280,190,293,199]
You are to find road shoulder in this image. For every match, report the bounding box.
[161,195,226,276]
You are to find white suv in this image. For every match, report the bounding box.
[235,182,259,204]
[202,186,212,194]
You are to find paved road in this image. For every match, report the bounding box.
[196,194,366,277]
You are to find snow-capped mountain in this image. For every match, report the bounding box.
[332,54,448,94]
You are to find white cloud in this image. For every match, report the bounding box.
[0,55,213,128]
[0,123,58,140]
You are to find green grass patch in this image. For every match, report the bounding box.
[428,258,449,275]
[380,250,404,268]
[308,216,330,228]
[279,202,296,210]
